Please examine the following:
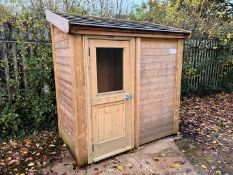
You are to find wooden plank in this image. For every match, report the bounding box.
[130,38,136,150]
[51,25,62,132]
[46,10,70,33]
[140,38,177,48]
[82,35,93,164]
[140,55,176,64]
[141,48,174,56]
[88,37,135,162]
[173,39,184,134]
[139,38,177,145]
[134,37,140,147]
[72,35,88,166]
[70,27,190,39]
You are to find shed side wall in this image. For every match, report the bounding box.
[139,38,178,145]
[52,26,77,153]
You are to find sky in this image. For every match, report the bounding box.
[134,0,144,5]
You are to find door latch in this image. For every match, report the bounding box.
[123,94,133,101]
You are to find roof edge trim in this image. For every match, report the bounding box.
[46,10,70,33]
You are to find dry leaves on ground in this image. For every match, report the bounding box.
[0,131,63,174]
[177,92,233,174]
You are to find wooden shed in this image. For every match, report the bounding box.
[46,10,191,166]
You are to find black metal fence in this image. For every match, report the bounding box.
[182,39,233,94]
[0,25,51,102]
[0,25,233,102]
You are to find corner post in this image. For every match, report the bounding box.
[135,37,141,147]
[173,39,184,134]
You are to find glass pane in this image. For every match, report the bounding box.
[96,48,123,93]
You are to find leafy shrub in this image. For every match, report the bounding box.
[0,43,57,140]
[0,6,58,140]
[0,107,20,138]
[181,40,233,96]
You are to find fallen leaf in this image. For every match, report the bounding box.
[175,160,186,165]
[28,162,35,167]
[94,167,99,171]
[153,158,159,161]
[170,163,182,168]
[106,168,115,173]
[8,159,19,165]
[216,170,222,174]
[24,139,31,145]
[25,157,33,162]
[0,162,6,166]
[200,164,207,169]
[13,168,18,172]
[125,163,132,167]
[159,153,165,157]
[117,165,124,171]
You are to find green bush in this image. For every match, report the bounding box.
[0,5,58,140]
[0,108,20,138]
[181,41,233,96]
[0,44,57,140]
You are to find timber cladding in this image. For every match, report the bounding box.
[139,38,178,145]
[51,26,77,153]
[47,11,190,166]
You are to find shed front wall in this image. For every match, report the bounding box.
[51,26,185,164]
[139,38,178,145]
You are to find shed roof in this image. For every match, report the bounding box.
[46,10,191,37]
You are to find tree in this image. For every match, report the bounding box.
[130,0,233,41]
[0,4,12,24]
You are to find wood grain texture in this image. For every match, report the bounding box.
[70,27,189,39]
[173,39,184,134]
[46,10,69,33]
[72,35,88,166]
[89,38,135,162]
[51,25,61,133]
[139,38,178,145]
[52,26,77,161]
[135,37,140,147]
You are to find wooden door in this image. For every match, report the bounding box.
[89,39,134,162]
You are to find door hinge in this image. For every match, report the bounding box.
[88,47,90,56]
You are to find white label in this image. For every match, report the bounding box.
[170,48,177,54]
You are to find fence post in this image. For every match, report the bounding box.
[20,31,28,89]
[1,26,11,101]
[12,29,19,93]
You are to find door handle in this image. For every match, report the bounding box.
[123,94,133,101]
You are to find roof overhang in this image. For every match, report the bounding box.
[46,10,192,39]
[46,10,70,33]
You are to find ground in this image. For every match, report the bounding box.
[0,132,63,174]
[0,92,232,175]
[41,137,197,175]
[176,92,233,175]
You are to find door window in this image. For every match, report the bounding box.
[96,48,123,93]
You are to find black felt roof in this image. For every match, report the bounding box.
[55,12,191,35]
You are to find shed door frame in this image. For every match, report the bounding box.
[84,36,136,163]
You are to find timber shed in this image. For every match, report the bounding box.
[46,10,191,166]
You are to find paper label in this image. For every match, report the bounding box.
[170,48,177,54]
